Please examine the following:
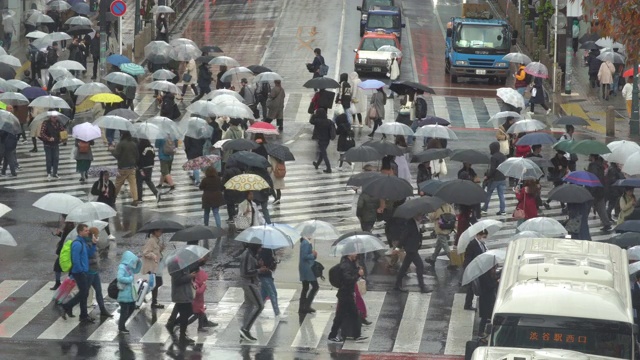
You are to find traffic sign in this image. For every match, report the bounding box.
[110,0,127,17]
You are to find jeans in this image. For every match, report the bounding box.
[316,141,331,171]
[204,207,221,228]
[259,201,271,224]
[65,272,90,318]
[87,272,108,313]
[106,129,115,145]
[482,180,506,213]
[136,167,158,201]
[192,169,200,184]
[114,168,138,202]
[118,302,135,331]
[44,145,60,175]
[242,283,264,331]
[259,276,280,315]
[431,233,451,261]
[2,149,16,175]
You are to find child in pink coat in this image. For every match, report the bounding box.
[190,263,218,331]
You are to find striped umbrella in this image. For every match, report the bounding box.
[119,63,145,76]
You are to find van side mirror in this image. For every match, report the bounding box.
[402,23,406,28]
[446,28,452,37]
[484,323,493,335]
[357,6,362,11]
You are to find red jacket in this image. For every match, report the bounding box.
[516,187,538,219]
[191,269,207,314]
[515,145,531,158]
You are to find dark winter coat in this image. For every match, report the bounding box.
[91,174,116,207]
[335,114,353,152]
[197,63,212,90]
[587,50,602,76]
[337,256,359,296]
[184,136,205,160]
[199,167,224,209]
[587,160,606,200]
[463,238,486,268]
[529,77,546,105]
[310,114,335,143]
[399,218,422,253]
[137,141,155,169]
[478,268,498,319]
[336,78,352,109]
[486,142,507,182]
[606,165,625,200]
[247,167,273,203]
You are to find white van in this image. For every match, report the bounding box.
[467,238,635,360]
[472,347,625,360]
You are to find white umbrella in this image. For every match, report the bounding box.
[414,124,458,139]
[169,44,202,61]
[152,69,176,80]
[375,122,414,136]
[220,67,253,82]
[211,94,241,106]
[29,95,71,109]
[497,87,525,108]
[169,38,197,47]
[187,100,217,117]
[133,122,163,140]
[294,220,341,241]
[94,115,135,132]
[75,82,112,96]
[33,193,83,214]
[502,52,532,65]
[51,77,85,92]
[153,5,176,14]
[65,15,92,26]
[377,45,402,57]
[628,246,640,261]
[51,60,86,71]
[254,72,283,83]
[6,80,30,91]
[67,220,110,241]
[457,219,504,254]
[0,227,16,247]
[208,56,240,67]
[622,153,640,176]
[66,202,117,222]
[506,119,547,134]
[216,103,254,119]
[235,225,294,249]
[597,51,625,64]
[0,55,21,68]
[487,111,522,128]
[147,80,181,94]
[72,122,102,142]
[148,116,182,137]
[517,217,568,237]
[509,230,546,241]
[213,139,230,149]
[104,72,137,87]
[0,92,29,106]
[179,116,212,138]
[48,67,74,82]
[208,89,244,101]
[331,232,387,256]
[604,141,640,165]
[595,37,624,50]
[0,203,11,217]
[497,157,543,180]
[26,30,48,39]
[461,249,506,285]
[629,262,640,275]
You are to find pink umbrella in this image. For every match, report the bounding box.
[182,155,221,171]
[246,121,279,135]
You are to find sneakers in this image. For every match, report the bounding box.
[156,192,162,203]
[275,314,288,322]
[179,336,195,344]
[273,199,281,205]
[108,235,116,240]
[354,336,369,342]
[328,336,344,343]
[47,174,52,181]
[481,210,488,215]
[239,328,257,342]
[52,174,59,180]
[496,211,506,216]
[546,109,552,115]
[118,328,130,334]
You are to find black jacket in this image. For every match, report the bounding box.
[587,50,602,75]
[606,165,625,199]
[335,114,353,152]
[90,36,100,57]
[486,142,506,182]
[310,115,335,142]
[399,218,422,253]
[337,256,359,295]
[137,142,155,169]
[336,81,352,109]
[91,179,116,207]
[463,238,486,267]
[184,136,205,160]
[247,167,273,203]
[587,160,606,200]
[257,248,276,279]
[549,155,569,182]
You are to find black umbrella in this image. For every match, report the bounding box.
[579,33,599,43]
[515,132,557,146]
[170,225,226,242]
[344,145,383,163]
[264,143,295,161]
[615,221,640,234]
[196,55,216,64]
[604,232,640,248]
[66,25,93,36]
[362,140,404,156]
[346,171,384,187]
[414,116,450,127]
[388,80,435,95]
[449,149,491,164]
[394,196,445,218]
[547,184,593,203]
[361,175,414,201]
[554,115,590,126]
[579,41,600,50]
[411,148,452,163]
[138,219,185,233]
[247,65,272,74]
[0,63,16,79]
[527,156,553,169]
[418,179,444,196]
[201,45,223,53]
[433,179,486,205]
[147,53,171,64]
[303,77,340,89]
[228,151,270,168]
[222,138,259,151]
[614,179,640,187]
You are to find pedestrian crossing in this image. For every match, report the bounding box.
[0,278,473,353]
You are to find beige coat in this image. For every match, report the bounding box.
[181,59,198,86]
[268,155,285,190]
[141,235,165,274]
[598,61,615,85]
[429,203,455,235]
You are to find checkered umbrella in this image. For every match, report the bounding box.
[182,155,221,171]
[496,87,525,109]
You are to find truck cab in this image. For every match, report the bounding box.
[354,32,402,77]
[444,5,517,84]
[364,6,405,41]
[357,0,395,37]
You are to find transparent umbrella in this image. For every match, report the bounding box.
[180,117,213,138]
[502,52,532,64]
[331,231,386,256]
[0,55,21,68]
[107,108,139,120]
[51,77,85,92]
[517,217,568,237]
[30,95,71,109]
[254,72,283,83]
[144,41,171,59]
[0,110,22,134]
[49,0,72,11]
[209,56,240,67]
[170,38,197,47]
[147,80,180,94]
[65,15,92,26]
[496,87,525,108]
[51,60,86,72]
[6,80,30,90]
[0,227,16,247]
[221,67,254,83]
[457,219,504,254]
[414,124,458,139]
[509,230,546,241]
[29,111,70,133]
[74,82,111,96]
[524,61,549,78]
[461,249,506,285]
[166,245,210,274]
[169,44,202,61]
[152,69,176,80]
[497,157,543,180]
[148,116,182,136]
[33,193,83,214]
[216,103,254,119]
[153,5,175,14]
[66,202,118,222]
[0,92,28,106]
[187,100,217,117]
[94,115,135,132]
[375,122,414,136]
[235,225,294,249]
[596,37,624,49]
[295,220,341,241]
[104,72,137,87]
[597,51,626,64]
[487,111,522,128]
[506,119,547,134]
[208,89,244,101]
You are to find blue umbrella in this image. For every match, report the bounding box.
[358,79,386,90]
[21,86,47,100]
[515,132,557,146]
[107,54,131,67]
[614,179,640,188]
[418,179,444,195]
[563,170,602,187]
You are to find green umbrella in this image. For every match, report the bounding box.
[119,63,146,76]
[552,139,574,153]
[569,139,611,155]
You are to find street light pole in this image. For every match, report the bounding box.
[552,0,559,93]
[631,64,639,135]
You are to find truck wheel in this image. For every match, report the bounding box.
[465,340,480,360]
[450,75,458,83]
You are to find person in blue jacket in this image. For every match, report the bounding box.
[298,230,319,313]
[116,250,142,334]
[60,224,97,323]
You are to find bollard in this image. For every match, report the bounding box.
[606,105,615,137]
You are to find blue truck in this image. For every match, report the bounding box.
[444,4,517,84]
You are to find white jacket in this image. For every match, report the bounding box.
[622,83,634,101]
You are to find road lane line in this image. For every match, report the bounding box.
[392,292,431,353]
[0,280,26,304]
[252,287,296,346]
[259,0,288,66]
[88,305,143,342]
[334,0,346,79]
[342,290,386,351]
[137,304,175,343]
[0,282,54,338]
[404,17,419,83]
[483,98,503,124]
[291,310,332,348]
[432,96,450,121]
[201,287,245,345]
[444,293,476,355]
[459,97,480,128]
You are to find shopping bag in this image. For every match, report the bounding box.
[53,277,76,304]
[356,278,367,296]
[135,279,149,308]
[449,249,464,267]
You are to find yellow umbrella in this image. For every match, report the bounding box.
[90,93,123,103]
[224,174,269,191]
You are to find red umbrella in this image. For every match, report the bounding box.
[622,65,640,78]
[246,121,279,135]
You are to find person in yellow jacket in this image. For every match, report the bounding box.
[425,202,456,267]
[514,63,529,96]
[618,187,636,224]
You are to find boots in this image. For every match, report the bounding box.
[305,291,317,313]
[50,281,61,291]
[197,313,218,331]
[298,293,307,313]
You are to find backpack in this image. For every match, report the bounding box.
[46,50,57,67]
[35,51,48,68]
[77,141,90,153]
[107,278,119,299]
[256,82,270,102]
[163,138,176,155]
[59,239,81,273]
[311,261,325,280]
[415,97,428,119]
[328,263,343,288]
[438,212,457,230]
[524,72,533,85]
[273,161,286,179]
[319,64,329,76]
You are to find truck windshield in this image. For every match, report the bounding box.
[367,14,400,29]
[491,314,633,359]
[454,24,510,53]
[360,38,397,51]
